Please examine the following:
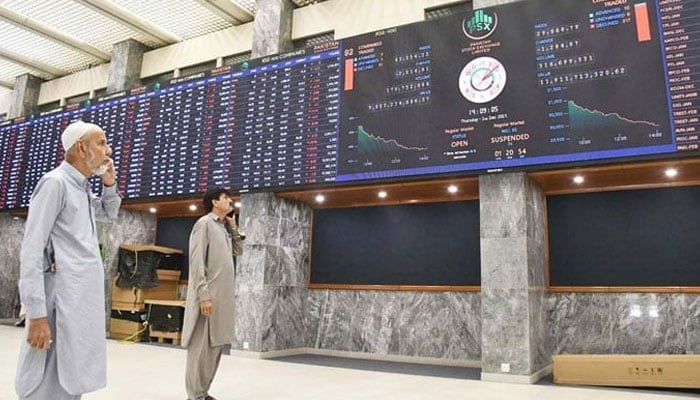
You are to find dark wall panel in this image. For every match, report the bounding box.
[155,216,198,278]
[548,186,700,287]
[311,201,480,286]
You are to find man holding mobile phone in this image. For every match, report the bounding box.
[16,120,121,400]
[182,188,244,400]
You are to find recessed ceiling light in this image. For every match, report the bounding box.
[315,194,325,203]
[573,175,584,184]
[665,168,678,178]
[189,204,197,211]
[234,201,241,208]
[148,207,157,214]
[447,185,458,193]
[378,190,387,198]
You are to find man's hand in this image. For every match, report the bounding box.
[100,158,116,187]
[200,300,213,317]
[225,216,237,230]
[27,317,52,350]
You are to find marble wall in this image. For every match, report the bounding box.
[5,204,697,363]
[548,293,700,355]
[0,208,155,322]
[0,212,26,318]
[251,0,294,58]
[479,173,549,378]
[307,290,481,361]
[233,193,313,352]
[98,209,157,280]
[8,73,41,119]
[304,291,698,363]
[232,193,485,361]
[106,39,148,94]
[525,176,549,371]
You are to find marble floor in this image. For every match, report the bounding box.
[0,326,695,400]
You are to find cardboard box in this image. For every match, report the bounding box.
[553,354,700,389]
[111,269,180,311]
[111,279,145,311]
[141,269,180,301]
[145,300,186,332]
[116,244,182,288]
[109,318,145,340]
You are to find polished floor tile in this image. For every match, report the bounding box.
[1,326,694,400]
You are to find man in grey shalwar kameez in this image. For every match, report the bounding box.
[182,188,243,400]
[16,121,121,400]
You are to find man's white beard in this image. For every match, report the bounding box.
[94,164,108,176]
[87,150,108,176]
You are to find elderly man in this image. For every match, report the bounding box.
[183,188,243,400]
[16,120,121,400]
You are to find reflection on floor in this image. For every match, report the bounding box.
[1,326,695,400]
[268,354,699,397]
[270,354,480,380]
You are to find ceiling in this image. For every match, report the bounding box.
[0,0,325,94]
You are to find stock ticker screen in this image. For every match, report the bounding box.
[0,0,698,209]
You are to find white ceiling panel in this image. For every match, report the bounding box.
[115,0,233,40]
[0,58,52,84]
[232,0,256,14]
[0,0,331,96]
[0,0,161,51]
[0,22,96,73]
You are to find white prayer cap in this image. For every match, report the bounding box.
[62,121,101,152]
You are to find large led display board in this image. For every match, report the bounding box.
[0,0,697,209]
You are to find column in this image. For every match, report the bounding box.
[8,73,41,119]
[3,73,40,319]
[103,38,151,330]
[232,0,306,355]
[0,213,26,318]
[479,172,549,383]
[251,0,294,58]
[107,39,148,94]
[475,0,550,384]
[234,192,312,353]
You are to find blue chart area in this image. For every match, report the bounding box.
[563,101,664,149]
[534,1,674,156]
[347,125,429,169]
[569,101,659,133]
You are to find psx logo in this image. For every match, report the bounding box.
[463,10,498,40]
